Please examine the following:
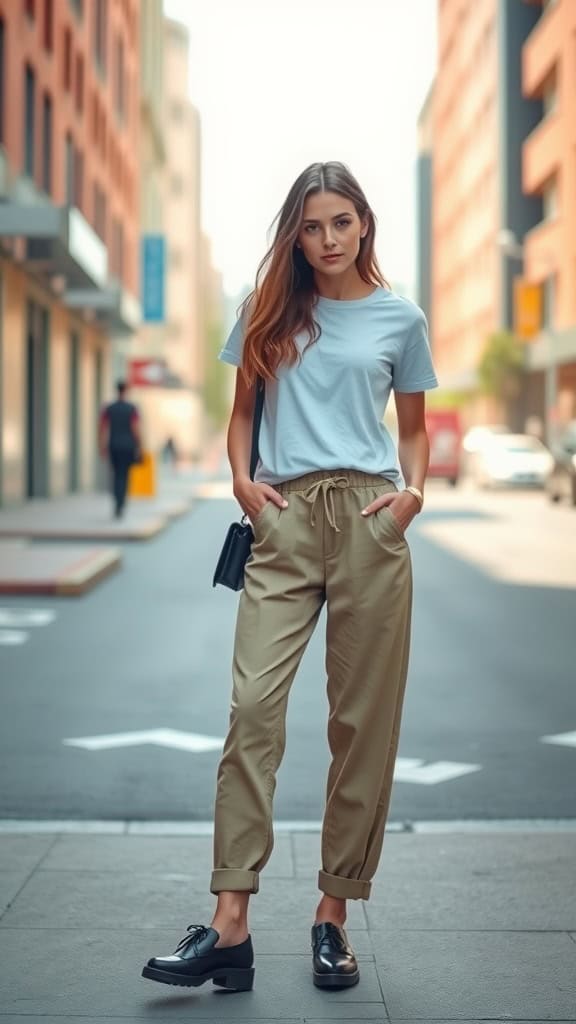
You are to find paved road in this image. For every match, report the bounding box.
[1,481,575,823]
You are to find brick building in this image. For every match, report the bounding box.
[0,0,140,505]
[521,0,576,433]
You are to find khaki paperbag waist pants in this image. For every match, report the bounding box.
[211,470,413,901]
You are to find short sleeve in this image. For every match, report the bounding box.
[218,317,244,368]
[393,308,438,393]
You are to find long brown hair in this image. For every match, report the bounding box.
[240,162,387,385]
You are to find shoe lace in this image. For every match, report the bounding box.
[175,924,209,953]
[314,922,347,952]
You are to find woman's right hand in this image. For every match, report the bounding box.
[233,476,288,523]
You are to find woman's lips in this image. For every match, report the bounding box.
[322,254,343,261]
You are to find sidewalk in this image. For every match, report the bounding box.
[0,826,574,1021]
[0,458,223,596]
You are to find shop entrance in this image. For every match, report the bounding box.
[25,299,50,499]
[68,331,80,491]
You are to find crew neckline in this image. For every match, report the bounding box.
[315,286,390,308]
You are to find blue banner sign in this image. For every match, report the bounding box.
[141,235,166,323]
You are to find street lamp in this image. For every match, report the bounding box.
[496,229,557,446]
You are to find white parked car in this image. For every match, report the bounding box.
[474,433,554,488]
[462,424,510,454]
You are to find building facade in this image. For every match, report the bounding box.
[416,82,434,339]
[127,16,208,462]
[521,0,576,432]
[0,0,140,505]
[431,0,542,423]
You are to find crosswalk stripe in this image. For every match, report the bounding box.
[0,609,57,628]
[0,630,28,646]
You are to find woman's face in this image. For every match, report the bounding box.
[296,191,368,277]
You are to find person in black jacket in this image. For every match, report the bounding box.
[99,380,141,518]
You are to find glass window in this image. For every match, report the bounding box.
[42,92,52,195]
[24,64,35,177]
[75,53,84,112]
[94,0,107,75]
[111,218,124,280]
[115,34,125,120]
[65,132,74,204]
[93,182,107,242]
[0,18,5,146]
[74,148,84,210]
[91,92,98,143]
[63,27,72,91]
[43,0,53,51]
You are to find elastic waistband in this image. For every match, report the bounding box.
[276,470,398,494]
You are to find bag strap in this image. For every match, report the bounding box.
[249,377,265,481]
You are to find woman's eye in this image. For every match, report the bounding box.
[336,219,352,228]
[304,224,318,233]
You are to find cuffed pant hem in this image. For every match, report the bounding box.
[210,868,259,894]
[318,869,371,901]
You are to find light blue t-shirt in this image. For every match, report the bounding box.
[219,287,438,488]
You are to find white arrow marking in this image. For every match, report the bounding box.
[0,609,56,628]
[62,731,482,784]
[541,731,576,749]
[63,729,225,752]
[394,757,481,785]
[0,630,28,646]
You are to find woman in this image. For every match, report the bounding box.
[143,161,438,993]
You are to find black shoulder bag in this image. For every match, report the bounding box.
[212,379,265,591]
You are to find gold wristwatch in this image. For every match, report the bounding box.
[405,486,424,510]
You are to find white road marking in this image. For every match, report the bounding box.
[62,730,482,785]
[540,731,576,749]
[63,728,225,752]
[394,757,482,785]
[0,630,28,646]
[0,609,56,627]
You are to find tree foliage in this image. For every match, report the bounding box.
[203,318,230,430]
[478,330,525,401]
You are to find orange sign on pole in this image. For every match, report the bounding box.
[514,278,542,341]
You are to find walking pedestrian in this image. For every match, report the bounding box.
[99,380,141,519]
[142,161,438,992]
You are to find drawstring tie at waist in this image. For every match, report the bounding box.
[302,476,349,532]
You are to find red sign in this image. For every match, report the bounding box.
[425,410,462,482]
[128,359,167,387]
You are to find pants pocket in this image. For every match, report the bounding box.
[375,506,406,543]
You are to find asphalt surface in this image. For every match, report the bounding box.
[1,483,575,823]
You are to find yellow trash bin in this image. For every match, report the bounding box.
[128,450,156,498]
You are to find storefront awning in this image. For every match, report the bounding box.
[64,283,141,335]
[0,203,108,290]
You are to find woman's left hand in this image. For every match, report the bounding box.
[360,490,421,534]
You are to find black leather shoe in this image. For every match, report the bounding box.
[142,924,255,991]
[311,922,360,988]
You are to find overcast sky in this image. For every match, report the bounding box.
[163,0,437,299]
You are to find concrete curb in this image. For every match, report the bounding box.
[0,545,122,597]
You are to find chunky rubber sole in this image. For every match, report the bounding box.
[313,968,360,989]
[141,964,255,991]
